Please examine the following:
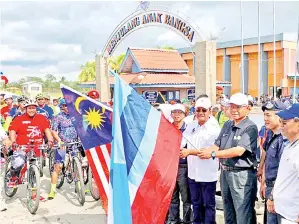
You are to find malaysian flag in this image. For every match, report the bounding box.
[60,84,113,213]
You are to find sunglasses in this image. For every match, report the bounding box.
[37,98,44,100]
[196,108,208,113]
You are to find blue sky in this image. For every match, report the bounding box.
[0,1,298,82]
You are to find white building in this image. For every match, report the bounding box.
[21,81,42,98]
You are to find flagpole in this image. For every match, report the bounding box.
[258,1,261,100]
[240,1,244,94]
[293,17,299,102]
[273,0,276,100]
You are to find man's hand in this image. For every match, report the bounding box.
[259,183,266,200]
[257,166,263,182]
[180,149,189,158]
[267,199,276,214]
[197,149,212,159]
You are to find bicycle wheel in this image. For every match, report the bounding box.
[26,164,41,214]
[82,165,89,185]
[3,157,18,197]
[39,155,43,177]
[48,150,55,175]
[56,164,65,189]
[88,166,100,201]
[73,157,85,205]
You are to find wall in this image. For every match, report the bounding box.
[230,54,241,94]
[216,56,223,81]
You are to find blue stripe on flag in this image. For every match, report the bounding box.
[121,89,152,174]
[127,106,160,188]
[110,75,133,224]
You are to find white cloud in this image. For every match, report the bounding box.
[0,45,24,60]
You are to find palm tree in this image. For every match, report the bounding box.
[78,61,96,82]
[108,53,125,73]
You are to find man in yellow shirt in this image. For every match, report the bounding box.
[215,98,230,128]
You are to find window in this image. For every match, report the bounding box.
[167,90,180,101]
[31,87,40,91]
[187,89,195,100]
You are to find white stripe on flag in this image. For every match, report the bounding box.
[90,147,109,196]
[101,145,111,171]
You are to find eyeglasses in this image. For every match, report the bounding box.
[37,98,44,100]
[171,110,184,114]
[196,108,208,113]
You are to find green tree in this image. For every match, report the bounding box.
[78,61,96,82]
[45,74,56,82]
[108,53,125,73]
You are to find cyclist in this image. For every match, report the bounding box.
[35,93,54,120]
[0,94,16,120]
[8,99,54,200]
[48,98,86,199]
[87,90,100,101]
[3,95,28,131]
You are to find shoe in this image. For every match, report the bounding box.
[31,194,47,202]
[0,201,7,212]
[47,191,56,200]
[7,177,18,188]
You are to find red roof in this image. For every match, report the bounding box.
[122,48,189,72]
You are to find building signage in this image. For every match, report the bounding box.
[187,89,195,100]
[106,12,195,56]
[144,91,158,103]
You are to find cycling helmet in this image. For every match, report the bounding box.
[35,93,45,99]
[87,90,100,99]
[58,98,66,108]
[24,99,38,107]
[17,95,28,102]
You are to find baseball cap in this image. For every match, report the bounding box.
[220,98,230,107]
[195,97,212,109]
[276,104,299,120]
[171,104,186,113]
[262,101,287,112]
[229,93,248,106]
[4,94,13,100]
[247,95,254,103]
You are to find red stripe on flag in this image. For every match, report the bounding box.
[86,149,109,214]
[95,146,110,182]
[131,116,182,224]
[106,143,111,156]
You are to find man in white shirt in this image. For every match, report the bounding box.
[0,125,11,211]
[269,104,299,223]
[180,97,220,224]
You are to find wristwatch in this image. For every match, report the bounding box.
[268,194,274,201]
[211,151,216,160]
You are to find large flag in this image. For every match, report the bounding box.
[108,74,182,224]
[60,84,113,213]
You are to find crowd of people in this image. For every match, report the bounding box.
[0,90,101,211]
[157,93,299,224]
[0,89,299,224]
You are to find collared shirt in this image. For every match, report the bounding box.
[51,112,78,143]
[274,140,299,222]
[39,105,54,119]
[215,117,258,168]
[263,130,287,182]
[182,117,220,182]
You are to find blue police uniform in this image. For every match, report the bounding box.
[262,101,288,224]
[167,122,192,224]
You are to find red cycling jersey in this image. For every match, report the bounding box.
[9,113,50,148]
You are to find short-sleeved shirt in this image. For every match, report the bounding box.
[263,130,288,182]
[0,105,15,120]
[39,105,54,120]
[214,117,258,168]
[9,113,50,145]
[9,107,49,120]
[51,112,78,143]
[274,140,299,222]
[182,117,221,182]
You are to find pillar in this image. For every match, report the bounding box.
[95,55,110,102]
[261,44,268,95]
[194,41,217,104]
[243,53,249,94]
[223,49,231,97]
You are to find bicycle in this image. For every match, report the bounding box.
[3,144,49,214]
[49,142,85,205]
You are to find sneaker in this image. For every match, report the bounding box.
[47,191,56,200]
[7,177,18,188]
[31,194,47,202]
[0,201,7,212]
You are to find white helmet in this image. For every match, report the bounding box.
[24,99,38,107]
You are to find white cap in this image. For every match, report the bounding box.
[4,94,13,100]
[171,104,185,113]
[230,93,248,106]
[220,98,230,107]
[195,97,212,109]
